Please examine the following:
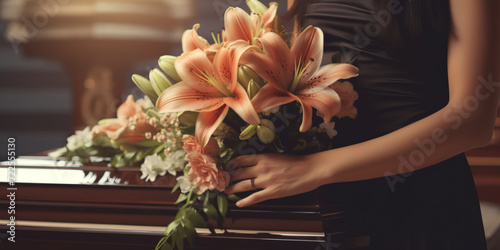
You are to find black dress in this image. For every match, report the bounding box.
[304,1,488,249]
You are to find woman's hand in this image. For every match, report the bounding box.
[225,153,328,207]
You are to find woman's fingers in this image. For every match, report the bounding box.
[227,154,261,168]
[229,165,259,182]
[236,188,273,207]
[225,177,259,193]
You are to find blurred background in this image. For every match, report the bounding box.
[0,0,289,160]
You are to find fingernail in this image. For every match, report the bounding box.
[236,201,241,207]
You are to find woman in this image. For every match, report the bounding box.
[227,0,499,249]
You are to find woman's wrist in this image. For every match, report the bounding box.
[307,149,340,187]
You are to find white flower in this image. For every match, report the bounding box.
[140,154,168,182]
[176,175,192,193]
[171,150,187,170]
[66,126,93,151]
[140,151,187,182]
[136,96,154,110]
[164,150,187,176]
[48,147,67,159]
[318,122,338,139]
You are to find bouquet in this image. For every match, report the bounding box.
[51,1,359,249]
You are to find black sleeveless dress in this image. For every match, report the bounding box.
[304,1,488,249]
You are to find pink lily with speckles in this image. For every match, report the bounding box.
[241,26,359,132]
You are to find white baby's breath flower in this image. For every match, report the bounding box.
[176,175,192,193]
[318,122,338,139]
[140,154,168,182]
[66,126,93,151]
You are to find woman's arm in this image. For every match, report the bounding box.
[227,0,500,207]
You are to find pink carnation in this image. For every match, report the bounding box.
[187,151,228,194]
[182,135,219,157]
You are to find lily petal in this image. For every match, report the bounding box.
[182,24,210,52]
[297,63,359,94]
[298,87,342,124]
[117,95,138,121]
[156,82,225,113]
[196,106,229,147]
[133,120,159,135]
[240,32,294,91]
[175,49,221,93]
[262,2,278,30]
[226,84,260,125]
[224,7,253,43]
[291,26,324,86]
[92,120,123,139]
[212,47,234,92]
[294,96,313,132]
[250,84,294,113]
[109,126,144,142]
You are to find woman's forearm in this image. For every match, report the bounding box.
[315,101,496,186]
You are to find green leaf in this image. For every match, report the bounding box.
[217,193,228,218]
[227,194,242,202]
[155,236,168,250]
[177,111,198,126]
[153,143,166,154]
[160,242,172,250]
[182,220,197,247]
[203,203,219,221]
[186,187,194,203]
[175,193,188,204]
[165,220,180,236]
[203,192,210,207]
[185,209,206,227]
[179,123,195,135]
[172,183,180,193]
[175,226,185,250]
[175,208,188,221]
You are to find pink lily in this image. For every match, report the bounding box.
[182,24,224,61]
[223,3,278,45]
[240,26,359,132]
[181,24,210,52]
[156,43,260,146]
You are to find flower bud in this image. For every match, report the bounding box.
[238,65,264,89]
[132,74,158,103]
[257,119,276,144]
[247,79,260,99]
[246,0,268,15]
[149,68,172,96]
[158,55,181,82]
[239,124,258,140]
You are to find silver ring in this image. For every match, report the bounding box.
[250,178,257,190]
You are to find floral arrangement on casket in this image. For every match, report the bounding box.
[51,0,359,249]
